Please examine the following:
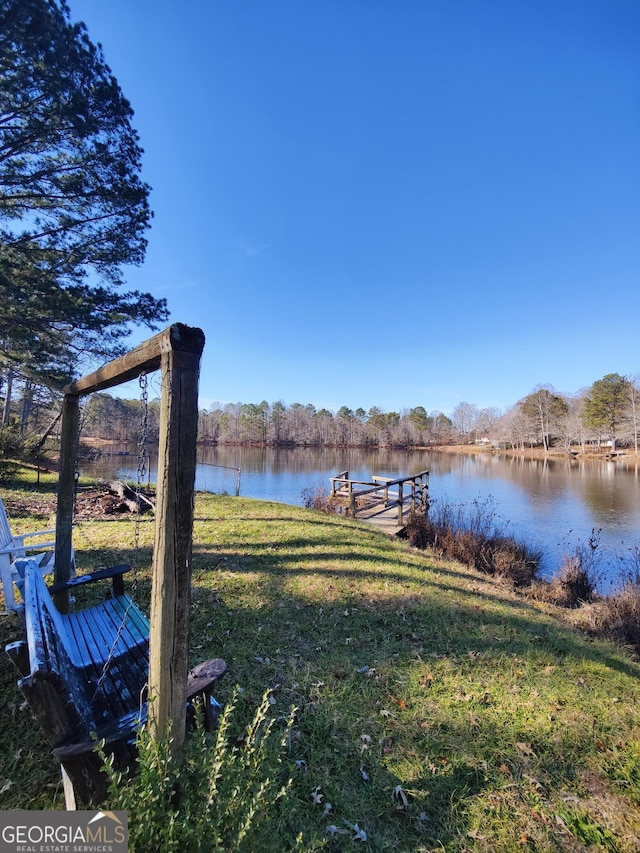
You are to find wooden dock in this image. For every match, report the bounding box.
[330,470,429,535]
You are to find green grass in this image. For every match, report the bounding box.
[2,479,640,851]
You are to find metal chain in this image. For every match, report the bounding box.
[70,402,86,562]
[133,371,149,596]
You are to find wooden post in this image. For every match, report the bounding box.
[53,394,79,611]
[147,330,204,749]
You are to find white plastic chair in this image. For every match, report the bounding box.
[0,497,74,612]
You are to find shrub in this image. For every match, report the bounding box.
[616,543,640,590]
[405,497,540,587]
[0,423,22,482]
[100,689,317,853]
[595,583,640,655]
[550,559,596,608]
[591,547,640,655]
[301,484,341,515]
[545,530,602,608]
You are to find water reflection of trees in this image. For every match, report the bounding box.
[80,446,639,564]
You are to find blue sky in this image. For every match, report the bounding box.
[68,0,639,416]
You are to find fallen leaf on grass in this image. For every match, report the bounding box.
[516,742,538,758]
[531,810,552,826]
[311,786,324,804]
[344,821,367,842]
[393,785,409,811]
[326,825,349,837]
[561,794,580,804]
[467,829,487,840]
[380,736,393,754]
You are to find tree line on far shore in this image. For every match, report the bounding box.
[3,371,634,457]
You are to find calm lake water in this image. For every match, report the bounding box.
[81,445,640,592]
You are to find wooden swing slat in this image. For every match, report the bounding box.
[66,600,147,669]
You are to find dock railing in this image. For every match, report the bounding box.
[330,470,429,525]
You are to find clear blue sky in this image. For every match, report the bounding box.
[68,0,639,416]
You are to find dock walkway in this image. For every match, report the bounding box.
[330,470,429,535]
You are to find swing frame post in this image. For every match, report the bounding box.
[147,343,202,748]
[54,394,80,613]
[55,323,206,750]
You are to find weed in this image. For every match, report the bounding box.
[557,807,622,851]
[99,689,320,853]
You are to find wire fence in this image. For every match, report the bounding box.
[79,454,241,496]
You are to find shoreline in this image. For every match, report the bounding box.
[77,435,639,462]
[432,443,640,462]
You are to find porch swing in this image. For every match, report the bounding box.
[4,324,227,808]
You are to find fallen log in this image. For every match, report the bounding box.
[108,481,155,513]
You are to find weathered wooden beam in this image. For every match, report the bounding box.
[147,342,202,751]
[63,324,205,397]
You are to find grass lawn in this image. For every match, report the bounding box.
[1,474,640,851]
